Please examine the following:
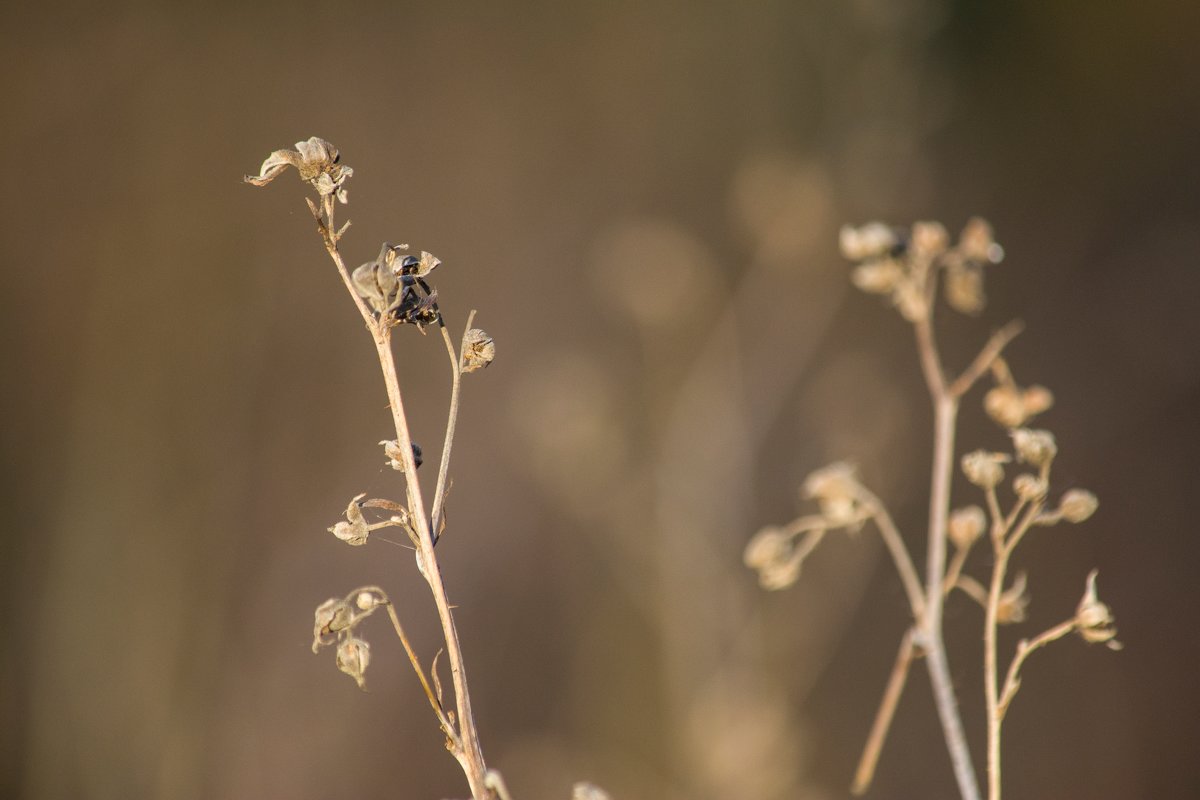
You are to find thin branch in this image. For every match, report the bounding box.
[947,320,1025,399]
[382,600,459,741]
[431,310,477,542]
[853,629,918,795]
[997,619,1077,720]
[857,492,926,620]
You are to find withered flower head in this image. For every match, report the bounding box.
[462,328,496,373]
[312,597,354,652]
[1013,473,1049,502]
[1012,428,1058,468]
[1075,570,1121,649]
[336,636,372,689]
[962,450,1010,489]
[329,493,370,546]
[1058,489,1099,524]
[948,505,986,550]
[996,571,1030,624]
[802,461,863,529]
[839,222,901,261]
[244,136,353,203]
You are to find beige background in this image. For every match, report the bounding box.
[4,1,1198,798]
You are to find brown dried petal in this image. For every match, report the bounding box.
[336,636,371,689]
[330,493,370,546]
[313,598,354,652]
[462,328,496,373]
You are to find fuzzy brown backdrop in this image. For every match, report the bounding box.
[3,1,1199,799]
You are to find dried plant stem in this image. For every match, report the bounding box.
[996,619,1075,719]
[313,205,489,799]
[853,628,917,795]
[983,469,1049,800]
[431,311,477,540]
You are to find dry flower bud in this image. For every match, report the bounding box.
[958,217,1004,264]
[573,783,613,800]
[1058,489,1099,523]
[984,386,1026,428]
[948,505,986,549]
[1021,385,1054,417]
[893,280,929,322]
[944,264,985,315]
[802,462,863,528]
[851,260,905,294]
[355,590,385,611]
[462,328,496,373]
[1013,473,1048,502]
[244,136,353,203]
[1075,570,1121,648]
[996,572,1029,624]
[336,636,371,689]
[379,440,421,471]
[329,493,370,546]
[313,598,354,652]
[1012,428,1057,468]
[744,525,788,571]
[910,221,949,259]
[962,450,1009,489]
[839,222,899,261]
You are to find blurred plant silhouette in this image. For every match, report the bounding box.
[746,219,1121,800]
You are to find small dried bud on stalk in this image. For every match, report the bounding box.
[963,450,1010,489]
[336,636,372,689]
[744,525,802,590]
[1012,428,1057,468]
[313,598,354,652]
[1075,570,1121,649]
[329,493,370,546]
[1013,473,1049,502]
[910,221,950,259]
[462,328,496,373]
[839,223,900,261]
[996,572,1030,624]
[802,462,863,528]
[1058,489,1099,523]
[948,505,986,550]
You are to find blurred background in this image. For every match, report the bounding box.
[4,1,1199,798]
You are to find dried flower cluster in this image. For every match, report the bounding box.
[748,219,1119,800]
[246,137,548,800]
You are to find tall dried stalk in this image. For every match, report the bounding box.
[245,137,496,798]
[746,219,1121,800]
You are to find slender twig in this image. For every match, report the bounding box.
[431,310,477,542]
[948,321,1025,399]
[856,491,926,620]
[853,628,918,795]
[996,619,1076,720]
[381,598,458,739]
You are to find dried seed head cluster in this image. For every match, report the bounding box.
[985,358,1054,429]
[840,217,1003,320]
[313,588,390,690]
[751,217,1120,799]
[244,136,353,203]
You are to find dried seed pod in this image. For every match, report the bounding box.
[839,222,900,261]
[1012,428,1057,468]
[948,505,986,549]
[313,598,354,652]
[1059,489,1099,523]
[462,328,496,373]
[1013,473,1048,502]
[329,493,370,545]
[1075,570,1121,648]
[996,572,1029,624]
[336,636,371,689]
[962,450,1010,489]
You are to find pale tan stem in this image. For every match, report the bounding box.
[947,321,1025,399]
[372,328,489,799]
[943,544,971,597]
[997,619,1077,720]
[857,492,926,620]
[911,290,982,800]
[852,628,917,795]
[983,534,1008,800]
[431,311,477,542]
[313,205,489,799]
